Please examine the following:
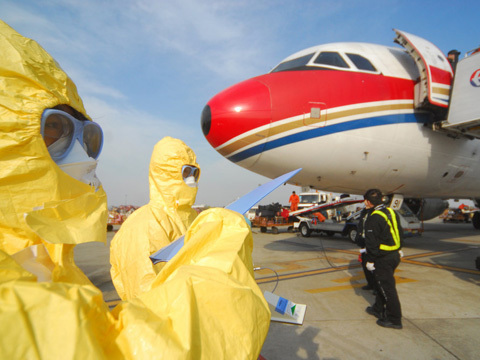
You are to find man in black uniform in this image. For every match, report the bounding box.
[363,189,403,329]
[355,205,375,291]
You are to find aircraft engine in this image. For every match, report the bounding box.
[404,198,448,221]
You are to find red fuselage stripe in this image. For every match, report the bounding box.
[207,70,415,147]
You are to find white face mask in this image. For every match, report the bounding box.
[52,140,101,188]
[184,175,198,188]
[47,135,71,159]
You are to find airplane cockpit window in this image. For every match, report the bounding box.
[313,52,349,68]
[346,53,377,72]
[271,53,315,72]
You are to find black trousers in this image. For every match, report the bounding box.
[361,253,375,288]
[372,252,402,324]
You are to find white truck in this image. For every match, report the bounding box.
[295,216,359,241]
[298,191,360,217]
[294,196,423,240]
[292,196,363,240]
[298,191,332,208]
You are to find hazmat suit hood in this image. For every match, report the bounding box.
[0,21,107,283]
[148,136,199,228]
[110,137,200,300]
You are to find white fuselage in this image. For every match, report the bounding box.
[203,38,480,200]
[242,120,480,198]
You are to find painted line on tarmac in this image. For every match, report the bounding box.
[324,248,359,255]
[328,247,480,275]
[402,246,474,259]
[401,259,480,275]
[399,246,480,275]
[405,251,459,259]
[306,275,417,293]
[104,248,480,308]
[255,247,480,286]
[255,263,362,284]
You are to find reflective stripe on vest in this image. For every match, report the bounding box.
[371,208,401,251]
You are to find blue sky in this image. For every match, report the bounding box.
[1,0,478,207]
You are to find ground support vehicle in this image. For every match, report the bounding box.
[342,202,423,239]
[107,205,139,231]
[293,195,423,240]
[439,209,472,223]
[294,217,358,240]
[252,216,295,234]
[291,196,363,240]
[395,202,423,237]
[107,213,125,231]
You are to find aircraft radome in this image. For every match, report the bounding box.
[201,29,480,227]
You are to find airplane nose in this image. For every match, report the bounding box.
[201,78,271,152]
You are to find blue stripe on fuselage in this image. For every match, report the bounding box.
[228,113,427,163]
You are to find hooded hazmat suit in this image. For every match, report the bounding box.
[1,206,271,359]
[0,21,270,359]
[0,20,117,358]
[0,20,108,284]
[110,136,199,300]
[112,207,271,359]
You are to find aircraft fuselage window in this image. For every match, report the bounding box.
[313,52,349,68]
[271,53,315,72]
[346,53,377,72]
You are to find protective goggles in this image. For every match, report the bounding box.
[41,109,103,161]
[182,165,200,181]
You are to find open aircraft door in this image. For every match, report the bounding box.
[442,51,480,138]
[394,29,453,110]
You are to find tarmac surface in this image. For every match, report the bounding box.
[74,219,480,360]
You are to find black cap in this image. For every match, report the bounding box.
[364,188,383,206]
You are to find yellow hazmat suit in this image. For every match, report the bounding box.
[0,20,117,358]
[110,136,200,300]
[0,20,270,359]
[113,208,271,358]
[0,20,108,284]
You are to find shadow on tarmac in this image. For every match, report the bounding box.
[263,323,321,360]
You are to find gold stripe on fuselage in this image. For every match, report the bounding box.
[432,86,450,96]
[216,102,413,157]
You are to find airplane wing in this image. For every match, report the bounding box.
[288,197,364,217]
[150,168,302,264]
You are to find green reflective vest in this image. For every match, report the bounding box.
[371,207,401,251]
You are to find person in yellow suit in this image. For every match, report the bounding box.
[0,20,270,359]
[112,207,271,358]
[110,136,200,300]
[0,21,108,285]
[0,19,118,358]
